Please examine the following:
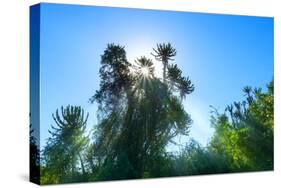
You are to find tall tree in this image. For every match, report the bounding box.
[152,43,194,99]
[88,43,134,180]
[151,43,176,83]
[90,44,194,180]
[41,105,89,184]
[90,43,132,114]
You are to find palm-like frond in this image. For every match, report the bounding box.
[134,56,155,78]
[167,64,194,99]
[151,43,177,82]
[151,43,177,62]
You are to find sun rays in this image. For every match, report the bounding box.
[135,57,155,79]
[129,57,156,99]
[140,66,150,77]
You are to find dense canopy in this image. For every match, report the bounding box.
[31,43,273,185]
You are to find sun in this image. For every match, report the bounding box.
[140,66,150,77]
[126,40,163,79]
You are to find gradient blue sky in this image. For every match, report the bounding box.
[38,3,273,150]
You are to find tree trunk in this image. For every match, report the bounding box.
[78,152,86,175]
[163,60,167,83]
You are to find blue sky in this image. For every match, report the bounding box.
[37,3,273,150]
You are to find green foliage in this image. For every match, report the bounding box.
[167,64,194,99]
[152,43,176,82]
[170,139,230,176]
[41,106,89,184]
[208,81,274,171]
[39,42,273,184]
[90,43,132,114]
[30,126,40,184]
[87,43,194,180]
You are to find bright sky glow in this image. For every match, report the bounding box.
[140,66,150,77]
[34,3,273,151]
